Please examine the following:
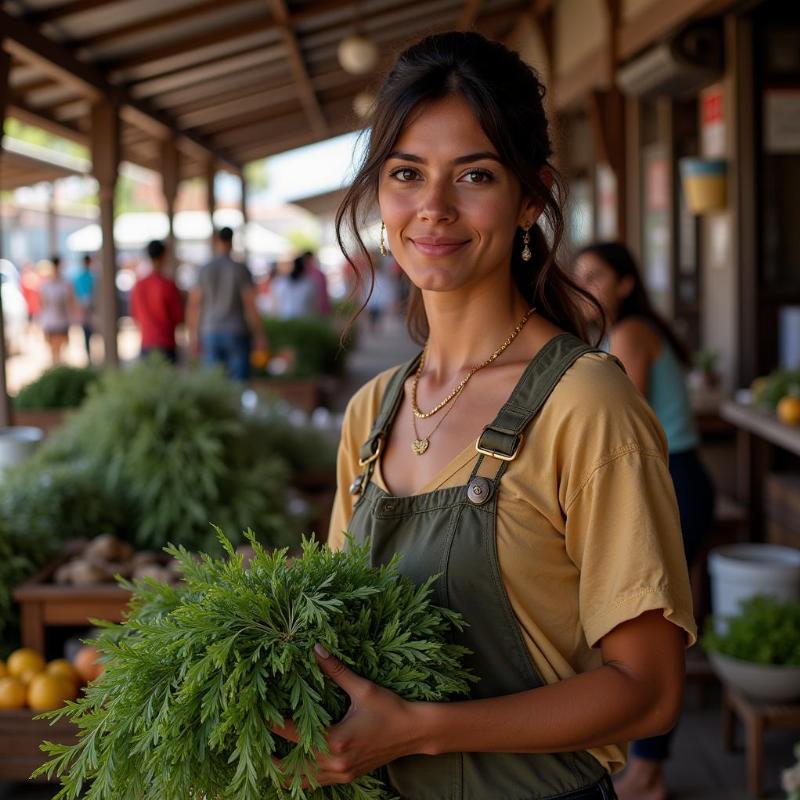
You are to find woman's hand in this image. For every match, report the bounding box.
[272,644,426,786]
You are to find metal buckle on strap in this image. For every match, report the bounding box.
[475,432,524,462]
[358,434,383,467]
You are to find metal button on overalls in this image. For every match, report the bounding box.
[466,476,492,505]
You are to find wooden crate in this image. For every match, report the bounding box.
[13,556,133,655]
[249,377,324,413]
[11,408,69,436]
[0,709,77,781]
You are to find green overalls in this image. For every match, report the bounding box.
[347,334,617,800]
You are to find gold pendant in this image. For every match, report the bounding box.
[412,438,429,455]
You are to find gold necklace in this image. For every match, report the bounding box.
[411,307,536,420]
[411,390,461,455]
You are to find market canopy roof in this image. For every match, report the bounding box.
[0,137,88,189]
[1,0,529,178]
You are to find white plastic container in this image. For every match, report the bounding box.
[708,543,800,631]
[0,426,44,472]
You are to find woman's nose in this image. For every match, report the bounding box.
[417,179,457,223]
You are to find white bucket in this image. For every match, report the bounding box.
[708,543,800,631]
[0,426,44,473]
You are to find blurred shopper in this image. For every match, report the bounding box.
[270,256,319,319]
[365,258,395,332]
[38,255,77,364]
[130,240,184,364]
[574,241,714,800]
[300,250,331,315]
[20,261,41,322]
[187,226,266,380]
[73,253,96,360]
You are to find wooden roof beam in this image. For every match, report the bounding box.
[0,9,240,171]
[6,88,88,144]
[76,0,255,50]
[104,0,369,74]
[25,0,124,25]
[267,0,328,137]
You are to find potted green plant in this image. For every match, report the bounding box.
[12,365,101,435]
[703,595,800,702]
[251,316,353,411]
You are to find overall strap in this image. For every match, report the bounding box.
[472,333,598,483]
[355,353,422,488]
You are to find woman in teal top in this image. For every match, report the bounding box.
[574,241,714,800]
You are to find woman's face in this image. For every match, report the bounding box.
[573,252,623,322]
[377,94,537,295]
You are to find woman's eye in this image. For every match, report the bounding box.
[461,169,493,184]
[389,167,419,182]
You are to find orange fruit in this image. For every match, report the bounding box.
[777,396,800,426]
[6,648,45,680]
[0,676,27,709]
[0,661,6,679]
[46,659,80,686]
[73,646,104,683]
[18,668,42,686]
[250,349,269,369]
[27,674,75,711]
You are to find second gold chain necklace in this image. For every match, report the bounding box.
[410,307,536,455]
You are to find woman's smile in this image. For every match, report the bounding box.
[409,235,471,257]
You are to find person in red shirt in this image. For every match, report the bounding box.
[130,240,184,363]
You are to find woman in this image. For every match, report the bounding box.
[37,255,77,364]
[270,256,320,319]
[574,241,715,800]
[274,32,695,799]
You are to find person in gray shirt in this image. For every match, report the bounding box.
[187,227,267,380]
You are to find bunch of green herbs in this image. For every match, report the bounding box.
[14,364,101,409]
[703,595,800,665]
[36,532,475,800]
[4,361,296,553]
[261,317,349,378]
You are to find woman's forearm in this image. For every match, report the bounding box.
[410,660,682,757]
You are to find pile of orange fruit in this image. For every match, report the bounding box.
[0,646,102,712]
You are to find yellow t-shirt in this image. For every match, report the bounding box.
[328,352,697,774]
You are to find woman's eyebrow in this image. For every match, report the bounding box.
[386,150,502,164]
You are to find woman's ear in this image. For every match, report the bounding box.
[518,167,554,228]
[617,274,636,300]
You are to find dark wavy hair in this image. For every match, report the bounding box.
[575,241,691,366]
[335,31,601,344]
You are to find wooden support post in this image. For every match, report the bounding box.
[240,171,249,261]
[0,44,12,427]
[206,155,216,246]
[91,101,120,367]
[47,182,58,256]
[160,137,179,269]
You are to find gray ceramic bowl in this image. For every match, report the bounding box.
[708,651,800,703]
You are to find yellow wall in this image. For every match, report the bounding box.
[555,0,606,77]
[621,0,663,22]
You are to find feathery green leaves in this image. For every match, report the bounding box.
[36,531,475,799]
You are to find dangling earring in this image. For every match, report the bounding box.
[380,221,388,257]
[521,225,532,262]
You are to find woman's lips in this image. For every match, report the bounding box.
[410,238,469,257]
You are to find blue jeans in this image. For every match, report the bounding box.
[202,331,251,381]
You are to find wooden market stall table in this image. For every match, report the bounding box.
[13,557,131,655]
[720,401,800,542]
[723,686,800,798]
